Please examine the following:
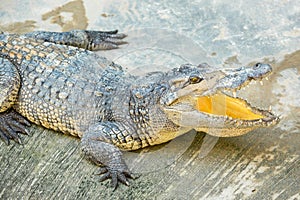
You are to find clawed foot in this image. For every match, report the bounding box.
[0,109,31,145]
[95,165,134,190]
[84,30,127,50]
[81,125,137,190]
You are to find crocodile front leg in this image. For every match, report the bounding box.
[81,122,134,189]
[24,30,127,51]
[0,58,31,144]
[0,58,20,112]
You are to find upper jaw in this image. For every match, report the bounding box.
[201,63,273,96]
[162,63,273,105]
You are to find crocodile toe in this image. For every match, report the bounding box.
[0,109,31,145]
[96,165,133,190]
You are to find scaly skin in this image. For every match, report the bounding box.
[0,30,279,189]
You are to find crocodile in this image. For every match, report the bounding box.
[0,30,279,188]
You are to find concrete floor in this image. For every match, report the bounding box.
[0,0,299,199]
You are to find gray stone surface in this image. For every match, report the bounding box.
[0,0,299,199]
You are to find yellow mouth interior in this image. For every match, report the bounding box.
[197,93,264,120]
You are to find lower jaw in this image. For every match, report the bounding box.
[195,126,255,137]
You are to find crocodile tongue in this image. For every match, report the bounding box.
[197,93,264,120]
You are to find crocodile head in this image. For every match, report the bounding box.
[158,63,279,137]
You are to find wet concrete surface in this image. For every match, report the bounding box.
[0,0,299,199]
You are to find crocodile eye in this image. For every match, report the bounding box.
[189,75,203,84]
[254,63,261,69]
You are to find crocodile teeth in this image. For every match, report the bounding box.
[233,91,237,98]
[265,77,269,81]
[260,81,263,86]
[226,116,233,120]
[269,105,272,111]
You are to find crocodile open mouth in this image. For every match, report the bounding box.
[197,93,264,120]
[195,92,278,124]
